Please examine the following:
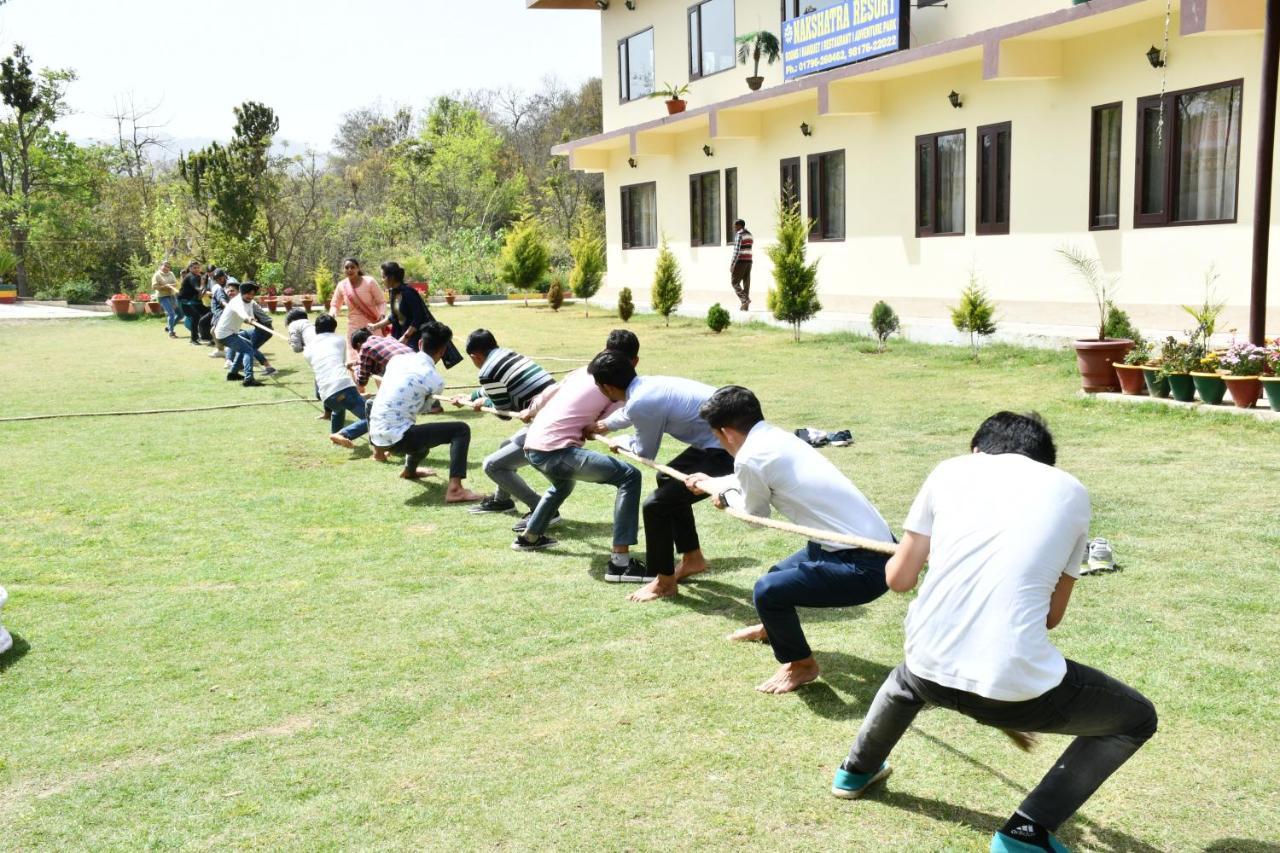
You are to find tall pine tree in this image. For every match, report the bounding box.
[650,237,683,326]
[767,202,821,340]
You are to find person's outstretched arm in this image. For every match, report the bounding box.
[1047,574,1075,630]
[885,531,929,593]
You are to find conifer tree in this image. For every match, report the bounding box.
[650,237,683,326]
[766,203,821,340]
[618,286,635,321]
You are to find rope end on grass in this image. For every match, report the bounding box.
[1002,729,1039,752]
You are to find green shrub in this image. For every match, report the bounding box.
[767,203,821,340]
[1104,301,1141,344]
[547,273,565,312]
[313,264,335,306]
[498,219,550,294]
[869,300,900,352]
[618,287,635,322]
[650,238,683,326]
[421,228,505,295]
[707,303,731,334]
[258,261,285,290]
[60,280,108,304]
[569,231,605,316]
[950,275,997,356]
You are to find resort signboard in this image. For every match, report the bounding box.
[781,0,909,81]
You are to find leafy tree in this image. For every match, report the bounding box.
[707,303,731,333]
[497,218,550,293]
[950,275,998,356]
[618,286,635,322]
[650,237,683,326]
[767,203,821,340]
[547,273,565,312]
[569,226,604,316]
[870,300,900,352]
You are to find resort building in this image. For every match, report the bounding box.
[528,0,1277,336]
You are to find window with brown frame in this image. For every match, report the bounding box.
[806,149,845,240]
[724,167,738,245]
[780,156,801,211]
[621,182,657,249]
[618,28,655,103]
[689,0,736,80]
[1135,79,1242,227]
[976,122,1011,235]
[915,129,965,237]
[690,170,722,247]
[1090,103,1122,230]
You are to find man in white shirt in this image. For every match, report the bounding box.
[368,321,482,504]
[587,351,736,602]
[304,313,371,449]
[213,281,276,386]
[830,412,1157,853]
[686,386,895,694]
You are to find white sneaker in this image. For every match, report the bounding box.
[207,350,224,358]
[1081,538,1118,574]
[0,585,11,655]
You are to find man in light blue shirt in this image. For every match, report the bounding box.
[588,350,736,602]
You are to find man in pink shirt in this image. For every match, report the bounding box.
[512,331,652,584]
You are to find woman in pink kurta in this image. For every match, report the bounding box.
[329,257,388,361]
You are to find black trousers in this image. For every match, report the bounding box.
[389,421,470,479]
[643,445,736,575]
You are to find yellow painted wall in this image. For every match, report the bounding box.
[595,7,1279,331]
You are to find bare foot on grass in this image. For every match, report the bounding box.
[400,468,437,480]
[755,659,820,694]
[373,448,389,462]
[329,434,355,449]
[628,575,678,602]
[728,623,769,643]
[674,554,708,582]
[445,486,484,503]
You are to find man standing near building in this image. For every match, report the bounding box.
[827,412,1157,853]
[587,353,735,603]
[729,219,753,311]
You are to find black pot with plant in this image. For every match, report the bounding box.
[736,31,781,91]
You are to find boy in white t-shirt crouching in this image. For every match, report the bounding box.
[831,412,1156,853]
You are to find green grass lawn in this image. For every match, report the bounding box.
[0,307,1277,851]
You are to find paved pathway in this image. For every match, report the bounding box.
[0,303,105,320]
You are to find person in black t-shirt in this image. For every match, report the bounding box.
[178,261,207,346]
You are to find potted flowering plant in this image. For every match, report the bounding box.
[301,291,314,312]
[1190,350,1228,406]
[262,285,278,313]
[108,292,132,316]
[445,288,458,306]
[1260,338,1280,411]
[281,286,296,311]
[1220,339,1268,409]
[1157,336,1203,403]
[1115,337,1151,395]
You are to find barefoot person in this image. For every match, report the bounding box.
[455,328,557,517]
[304,313,371,449]
[687,386,894,694]
[586,352,734,603]
[829,412,1157,853]
[512,331,646,584]
[368,321,482,503]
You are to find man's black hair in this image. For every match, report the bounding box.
[605,328,639,359]
[421,320,452,356]
[314,313,338,335]
[239,281,259,295]
[734,219,746,229]
[381,261,405,284]
[466,328,499,356]
[351,327,372,350]
[970,411,1057,466]
[699,385,764,433]
[285,307,308,325]
[587,349,637,391]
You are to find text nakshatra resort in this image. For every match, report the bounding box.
[529,0,1277,333]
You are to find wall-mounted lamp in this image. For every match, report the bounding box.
[594,0,608,8]
[947,90,962,109]
[1146,45,1166,68]
[702,144,714,157]
[799,122,813,137]
[625,0,636,9]
[628,157,638,168]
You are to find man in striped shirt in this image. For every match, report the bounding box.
[458,329,558,516]
[730,219,753,311]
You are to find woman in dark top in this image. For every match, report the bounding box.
[178,260,207,346]
[370,262,462,367]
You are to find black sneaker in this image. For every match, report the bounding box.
[512,511,561,532]
[511,534,557,552]
[470,495,516,514]
[242,378,264,387]
[226,371,244,381]
[261,366,277,377]
[604,559,654,583]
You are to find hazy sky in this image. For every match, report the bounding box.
[0,0,602,151]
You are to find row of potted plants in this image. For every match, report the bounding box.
[109,289,320,316]
[1114,336,1280,411]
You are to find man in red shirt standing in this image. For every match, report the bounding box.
[729,219,753,311]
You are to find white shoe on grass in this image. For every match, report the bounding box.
[0,585,11,656]
[1080,538,1117,575]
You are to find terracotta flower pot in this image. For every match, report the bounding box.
[302,296,314,311]
[1141,366,1170,398]
[282,298,294,311]
[1260,376,1280,412]
[144,301,163,316]
[1166,373,1196,403]
[1190,372,1228,405]
[1113,363,1148,395]
[109,296,132,316]
[263,296,278,312]
[746,76,764,91]
[445,295,456,306]
[1223,375,1263,409]
[1072,339,1132,393]
[665,99,687,115]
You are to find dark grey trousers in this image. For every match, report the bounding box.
[843,660,1157,831]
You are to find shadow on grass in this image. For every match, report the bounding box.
[666,578,756,622]
[1204,842,1280,852]
[796,651,894,719]
[0,634,30,672]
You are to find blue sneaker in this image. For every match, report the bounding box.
[990,829,1069,853]
[830,762,891,799]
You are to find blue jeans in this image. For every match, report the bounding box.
[483,429,543,511]
[525,446,641,547]
[220,332,267,379]
[324,386,368,439]
[158,295,180,332]
[754,542,889,663]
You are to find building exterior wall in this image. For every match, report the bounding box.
[582,1,1277,331]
